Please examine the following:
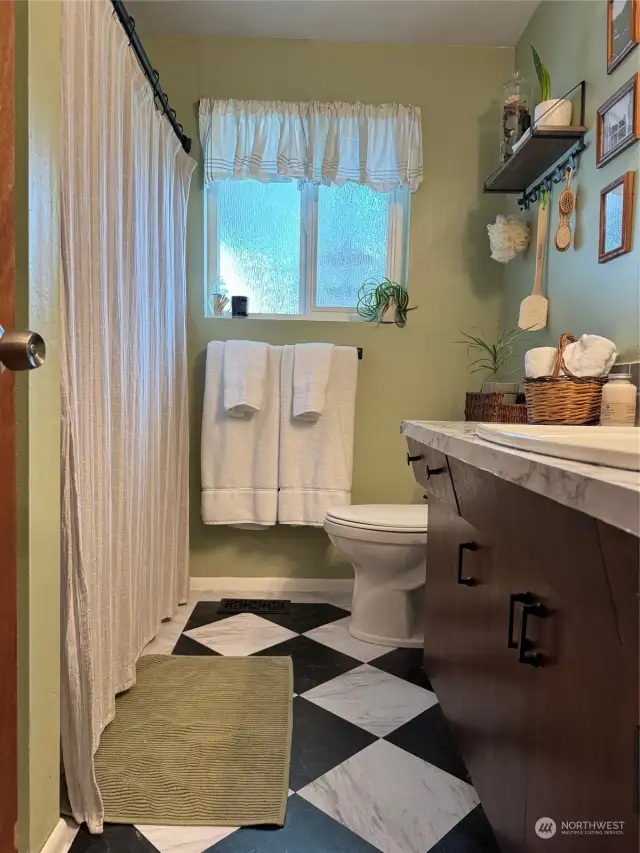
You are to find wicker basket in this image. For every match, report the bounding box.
[465,391,528,424]
[524,333,607,425]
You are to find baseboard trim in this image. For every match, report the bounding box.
[39,818,77,853]
[190,576,354,594]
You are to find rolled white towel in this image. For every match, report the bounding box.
[223,340,268,417]
[292,343,334,420]
[525,347,557,378]
[564,334,617,378]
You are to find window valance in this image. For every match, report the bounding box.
[198,99,423,193]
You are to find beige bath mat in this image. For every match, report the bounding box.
[94,654,293,826]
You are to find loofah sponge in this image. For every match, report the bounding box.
[487,215,531,263]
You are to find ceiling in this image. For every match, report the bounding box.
[128,0,540,47]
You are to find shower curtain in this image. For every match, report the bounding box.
[60,0,195,831]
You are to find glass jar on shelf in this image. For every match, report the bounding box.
[500,72,531,164]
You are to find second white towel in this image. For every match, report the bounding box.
[293,343,334,420]
[279,345,358,526]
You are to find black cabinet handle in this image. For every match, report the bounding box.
[406,453,444,480]
[457,542,478,586]
[508,592,535,648]
[426,465,445,479]
[518,601,548,666]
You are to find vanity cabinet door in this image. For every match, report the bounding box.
[405,438,458,511]
[423,496,482,762]
[457,534,534,853]
[513,520,640,853]
[425,497,530,852]
[448,455,639,852]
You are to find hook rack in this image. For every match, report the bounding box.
[484,81,587,212]
[517,139,585,210]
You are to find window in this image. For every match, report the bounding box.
[205,179,410,319]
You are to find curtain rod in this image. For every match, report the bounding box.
[111,0,192,154]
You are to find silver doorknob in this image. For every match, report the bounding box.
[0,325,46,372]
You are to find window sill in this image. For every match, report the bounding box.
[205,312,364,323]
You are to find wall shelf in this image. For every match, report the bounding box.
[483,81,587,210]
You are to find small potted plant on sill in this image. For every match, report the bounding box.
[356,278,417,328]
[531,43,572,128]
[456,326,528,403]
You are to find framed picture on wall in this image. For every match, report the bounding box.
[607,0,639,73]
[599,171,635,263]
[596,72,639,167]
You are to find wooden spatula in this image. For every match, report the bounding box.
[518,198,549,331]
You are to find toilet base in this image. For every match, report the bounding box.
[349,622,424,649]
[324,515,427,652]
[349,582,426,649]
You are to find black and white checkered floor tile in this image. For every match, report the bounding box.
[66,598,500,853]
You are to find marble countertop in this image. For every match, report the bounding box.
[401,421,640,537]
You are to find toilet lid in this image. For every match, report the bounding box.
[325,504,428,532]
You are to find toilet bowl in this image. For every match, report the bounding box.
[324,504,427,648]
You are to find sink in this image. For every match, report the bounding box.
[475,424,640,471]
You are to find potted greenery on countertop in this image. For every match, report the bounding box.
[531,43,572,127]
[357,279,417,328]
[456,327,528,403]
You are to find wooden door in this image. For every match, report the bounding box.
[442,460,541,852]
[448,455,639,853]
[0,1,18,849]
[424,496,486,765]
[460,531,535,853]
[519,514,639,852]
[424,497,531,852]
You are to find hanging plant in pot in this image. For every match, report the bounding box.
[531,43,572,128]
[357,279,417,328]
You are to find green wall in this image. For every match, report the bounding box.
[503,0,640,359]
[145,35,513,578]
[14,2,61,851]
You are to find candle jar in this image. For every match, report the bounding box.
[500,72,531,163]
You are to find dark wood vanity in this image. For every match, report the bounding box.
[404,422,639,852]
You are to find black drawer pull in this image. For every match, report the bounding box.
[457,542,478,586]
[508,592,535,649]
[407,453,445,479]
[426,465,445,479]
[518,601,548,666]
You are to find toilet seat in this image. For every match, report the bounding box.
[325,505,428,544]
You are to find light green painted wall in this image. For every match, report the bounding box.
[145,36,513,578]
[15,2,61,851]
[503,0,640,359]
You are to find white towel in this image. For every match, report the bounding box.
[279,345,358,526]
[223,340,268,417]
[525,347,557,378]
[293,343,334,420]
[564,334,617,377]
[202,342,282,526]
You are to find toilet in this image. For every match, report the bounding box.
[324,504,428,648]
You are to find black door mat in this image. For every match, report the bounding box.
[217,598,291,615]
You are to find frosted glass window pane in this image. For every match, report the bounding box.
[316,183,389,309]
[217,179,301,315]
